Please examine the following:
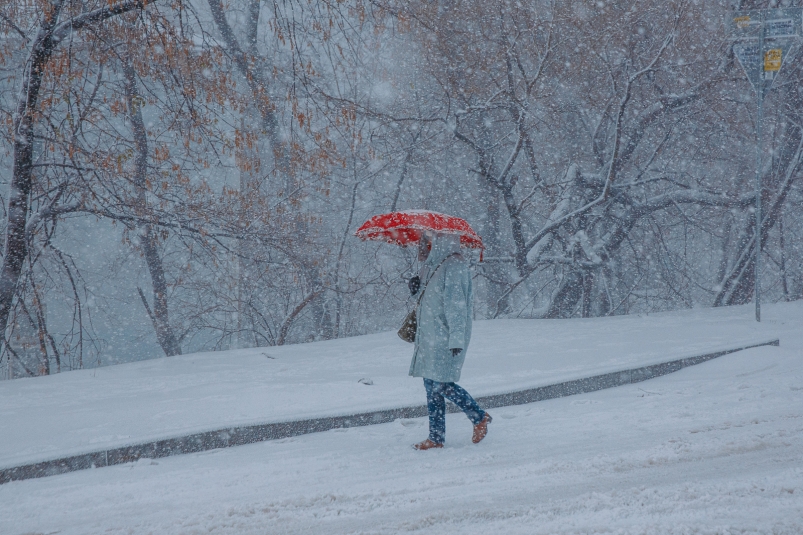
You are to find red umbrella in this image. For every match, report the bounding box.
[354,210,484,258]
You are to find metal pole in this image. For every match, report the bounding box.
[755,96,763,322]
[755,19,764,323]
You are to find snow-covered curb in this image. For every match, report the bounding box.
[0,338,778,485]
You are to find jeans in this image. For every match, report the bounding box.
[424,378,486,444]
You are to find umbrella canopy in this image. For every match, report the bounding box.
[354,210,484,253]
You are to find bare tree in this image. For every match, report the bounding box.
[122,53,181,356]
[0,0,155,357]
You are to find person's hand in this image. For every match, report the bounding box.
[451,348,462,357]
[408,276,421,295]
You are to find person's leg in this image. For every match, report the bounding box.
[441,382,493,444]
[424,378,447,444]
[440,382,485,424]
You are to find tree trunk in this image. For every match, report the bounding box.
[480,184,511,316]
[779,212,789,301]
[0,4,66,349]
[124,58,181,356]
[544,270,584,318]
[307,269,333,341]
[581,270,594,318]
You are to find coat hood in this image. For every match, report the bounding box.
[419,232,462,283]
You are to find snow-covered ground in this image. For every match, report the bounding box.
[0,303,787,468]
[1,302,803,533]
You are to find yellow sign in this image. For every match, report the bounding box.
[764,48,782,71]
[734,15,752,29]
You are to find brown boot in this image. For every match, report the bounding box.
[413,439,444,450]
[472,413,492,444]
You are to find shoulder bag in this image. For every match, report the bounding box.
[397,253,459,343]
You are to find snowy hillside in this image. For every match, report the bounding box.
[0,302,803,534]
[1,302,803,533]
[0,302,792,469]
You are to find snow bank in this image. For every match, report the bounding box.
[1,302,802,534]
[0,302,798,470]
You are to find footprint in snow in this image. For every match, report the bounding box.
[399,419,422,427]
[571,398,601,405]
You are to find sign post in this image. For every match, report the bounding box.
[728,8,802,322]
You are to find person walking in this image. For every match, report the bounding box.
[408,231,491,450]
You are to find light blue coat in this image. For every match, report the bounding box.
[409,233,474,383]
